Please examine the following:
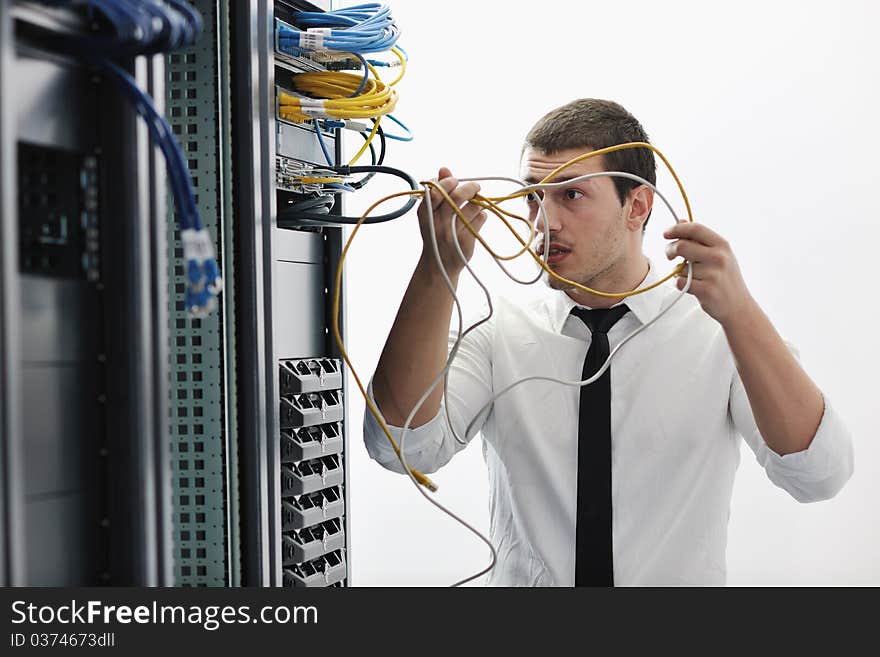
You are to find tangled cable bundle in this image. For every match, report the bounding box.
[332,142,696,585]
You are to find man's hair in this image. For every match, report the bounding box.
[524,98,656,228]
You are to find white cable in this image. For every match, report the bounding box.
[388,180,548,584]
[455,176,550,286]
[389,186,498,587]
[387,171,692,587]
[449,171,682,444]
[508,170,682,234]
[465,263,692,437]
[441,177,550,446]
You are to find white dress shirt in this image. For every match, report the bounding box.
[363,264,854,586]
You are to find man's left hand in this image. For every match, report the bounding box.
[663,221,755,326]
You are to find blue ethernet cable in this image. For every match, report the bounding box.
[277,3,399,56]
[367,44,407,68]
[308,54,370,168]
[277,26,399,57]
[381,114,413,142]
[47,0,198,56]
[294,4,391,30]
[99,60,221,315]
[313,120,334,167]
[37,0,222,316]
[164,0,203,45]
[350,52,369,96]
[324,183,357,193]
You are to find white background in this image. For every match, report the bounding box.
[336,0,880,585]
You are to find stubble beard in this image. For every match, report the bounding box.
[543,257,615,293]
[543,209,628,294]
[540,204,632,293]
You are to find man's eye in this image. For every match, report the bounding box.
[565,189,584,201]
[525,191,539,204]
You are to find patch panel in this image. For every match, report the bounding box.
[281,423,343,462]
[281,454,344,497]
[282,517,345,564]
[281,487,344,531]
[270,1,353,589]
[274,18,327,74]
[280,390,344,428]
[282,549,346,587]
[275,155,338,193]
[280,358,342,394]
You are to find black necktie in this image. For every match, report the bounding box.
[570,304,630,587]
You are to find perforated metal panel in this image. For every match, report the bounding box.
[166,0,238,587]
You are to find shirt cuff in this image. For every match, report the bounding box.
[755,392,855,502]
[362,380,446,475]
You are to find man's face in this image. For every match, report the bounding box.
[519,146,631,292]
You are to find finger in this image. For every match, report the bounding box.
[453,200,486,228]
[665,239,718,264]
[426,177,459,209]
[455,209,488,232]
[458,212,489,252]
[676,263,707,281]
[676,275,707,293]
[663,221,726,247]
[438,167,453,180]
[446,181,481,207]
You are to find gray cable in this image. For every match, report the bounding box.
[389,171,692,587]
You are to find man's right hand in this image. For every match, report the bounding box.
[373,168,488,429]
[417,167,488,277]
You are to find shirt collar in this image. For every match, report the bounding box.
[546,260,672,333]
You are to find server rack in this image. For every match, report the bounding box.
[227,0,351,588]
[0,0,350,588]
[0,1,173,586]
[168,0,349,587]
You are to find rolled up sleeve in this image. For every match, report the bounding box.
[730,366,855,503]
[362,380,455,475]
[362,313,496,476]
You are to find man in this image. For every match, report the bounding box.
[363,98,854,586]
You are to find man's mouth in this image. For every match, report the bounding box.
[535,243,572,265]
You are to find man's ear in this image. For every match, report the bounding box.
[625,185,654,232]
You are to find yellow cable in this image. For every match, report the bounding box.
[298,176,345,184]
[279,59,389,163]
[335,142,692,490]
[344,51,405,164]
[387,47,406,86]
[278,57,396,119]
[470,195,536,261]
[429,179,688,298]
[278,79,395,123]
[479,141,692,297]
[343,59,384,164]
[348,115,381,166]
[333,189,438,492]
[411,141,692,285]
[421,181,544,264]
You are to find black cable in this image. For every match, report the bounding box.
[375,121,387,165]
[283,193,335,214]
[350,125,377,186]
[278,164,418,225]
[349,120,386,190]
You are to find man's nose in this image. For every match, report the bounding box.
[533,200,561,235]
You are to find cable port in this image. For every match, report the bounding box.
[282,487,344,530]
[280,358,342,394]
